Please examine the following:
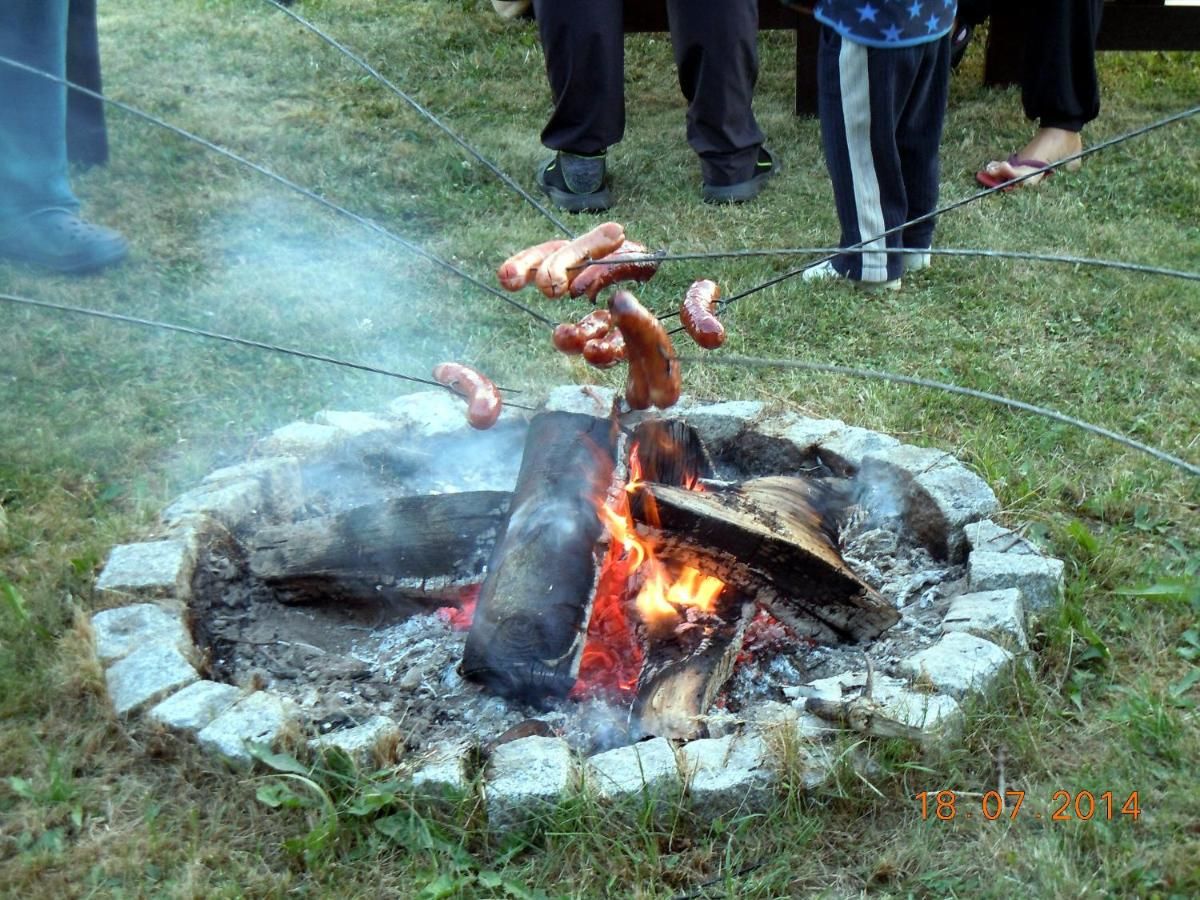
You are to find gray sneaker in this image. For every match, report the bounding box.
[0,208,128,274]
[536,151,611,213]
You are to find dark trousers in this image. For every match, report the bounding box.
[959,0,1103,132]
[0,0,78,224]
[66,0,108,167]
[531,0,765,186]
[817,28,950,282]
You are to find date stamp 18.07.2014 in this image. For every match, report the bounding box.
[916,790,1142,822]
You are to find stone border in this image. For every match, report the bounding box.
[89,386,1065,825]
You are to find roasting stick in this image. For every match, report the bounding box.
[0,55,558,331]
[1,61,1195,475]
[677,353,1200,479]
[0,293,536,409]
[260,0,575,240]
[570,247,1200,285]
[711,104,1200,314]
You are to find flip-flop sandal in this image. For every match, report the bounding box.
[975,154,1057,191]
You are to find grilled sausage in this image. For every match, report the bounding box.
[432,362,502,430]
[679,279,725,349]
[608,289,681,410]
[568,240,661,302]
[535,222,626,299]
[551,309,613,355]
[497,239,570,292]
[582,328,626,369]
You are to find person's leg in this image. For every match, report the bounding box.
[531,0,622,210]
[898,37,951,264]
[1021,0,1103,134]
[978,0,1102,187]
[0,0,125,273]
[533,0,624,155]
[666,0,769,199]
[812,28,907,286]
[0,0,78,224]
[66,0,109,167]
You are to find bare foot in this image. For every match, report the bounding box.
[979,127,1083,189]
[1018,127,1083,168]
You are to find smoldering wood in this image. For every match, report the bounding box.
[247,491,509,603]
[633,591,756,740]
[461,411,622,706]
[629,476,899,643]
[628,419,713,488]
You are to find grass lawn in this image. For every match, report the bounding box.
[1,1,1197,896]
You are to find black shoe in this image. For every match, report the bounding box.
[701,147,776,205]
[536,151,611,213]
[0,208,128,274]
[950,22,974,71]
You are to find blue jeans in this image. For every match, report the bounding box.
[0,0,79,227]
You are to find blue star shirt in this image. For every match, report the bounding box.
[814,0,956,48]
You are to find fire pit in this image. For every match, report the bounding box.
[88,385,1065,829]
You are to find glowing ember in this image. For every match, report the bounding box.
[435,584,479,632]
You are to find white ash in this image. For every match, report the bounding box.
[717,513,964,715]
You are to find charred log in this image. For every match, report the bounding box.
[633,590,755,740]
[629,419,713,488]
[629,476,898,643]
[461,411,622,706]
[247,491,509,603]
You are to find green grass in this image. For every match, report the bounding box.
[2,2,1198,896]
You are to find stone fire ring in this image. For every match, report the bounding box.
[89,386,1064,831]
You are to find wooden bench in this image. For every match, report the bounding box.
[984,0,1200,87]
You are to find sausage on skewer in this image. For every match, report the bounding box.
[432,362,503,430]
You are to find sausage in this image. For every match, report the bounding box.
[552,309,613,355]
[608,290,681,410]
[624,346,652,410]
[552,323,583,355]
[568,240,662,302]
[582,328,626,369]
[679,279,725,349]
[497,239,569,292]
[534,222,626,299]
[432,362,502,430]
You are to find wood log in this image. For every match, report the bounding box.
[629,476,898,643]
[628,419,713,489]
[247,491,509,603]
[634,591,755,740]
[461,411,622,706]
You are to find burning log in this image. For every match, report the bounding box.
[633,589,755,740]
[247,491,509,603]
[629,476,898,643]
[629,419,713,488]
[461,411,622,706]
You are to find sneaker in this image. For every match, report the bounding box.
[902,251,931,273]
[800,259,901,291]
[701,147,776,205]
[0,208,128,274]
[536,151,611,213]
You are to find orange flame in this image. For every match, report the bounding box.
[572,442,728,700]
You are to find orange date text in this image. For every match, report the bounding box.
[916,790,1140,822]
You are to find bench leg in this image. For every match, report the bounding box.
[794,20,818,117]
[983,12,1023,88]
